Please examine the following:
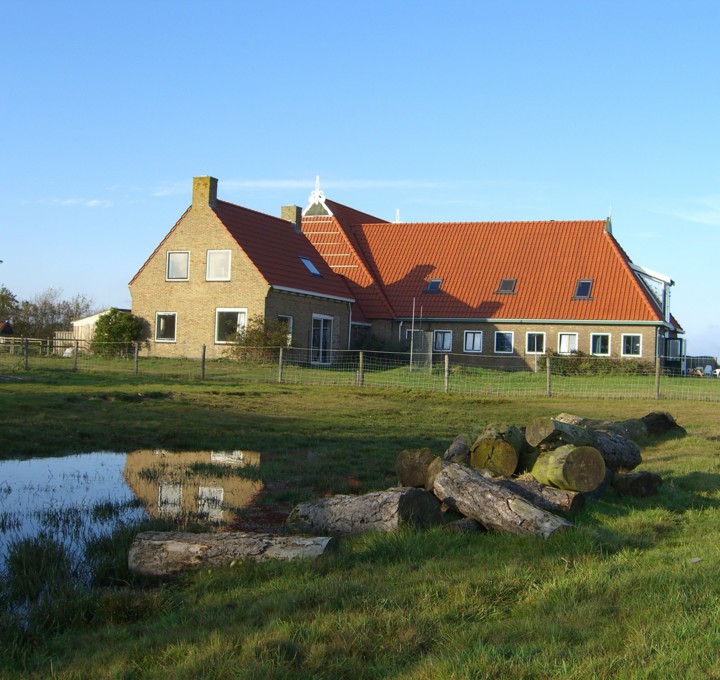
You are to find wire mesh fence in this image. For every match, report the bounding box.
[1,337,719,401]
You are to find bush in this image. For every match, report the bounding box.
[91,308,145,358]
[538,351,653,376]
[224,315,290,363]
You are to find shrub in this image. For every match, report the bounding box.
[91,308,145,358]
[223,315,290,363]
[538,351,653,376]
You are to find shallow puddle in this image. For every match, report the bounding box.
[0,449,263,570]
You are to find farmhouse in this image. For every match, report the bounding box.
[129,177,354,359]
[130,176,683,369]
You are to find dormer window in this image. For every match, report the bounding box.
[300,256,322,277]
[425,278,443,293]
[573,279,593,299]
[495,278,516,294]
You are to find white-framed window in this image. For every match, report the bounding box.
[277,315,293,345]
[166,251,189,281]
[155,312,177,342]
[573,279,593,299]
[426,278,443,293]
[622,334,642,357]
[158,482,182,516]
[558,332,578,354]
[197,487,224,522]
[494,331,514,354]
[433,330,452,352]
[206,250,231,281]
[463,331,483,353]
[526,332,545,354]
[300,256,322,277]
[590,333,610,356]
[311,314,333,363]
[215,308,247,344]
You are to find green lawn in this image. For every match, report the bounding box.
[1,372,720,678]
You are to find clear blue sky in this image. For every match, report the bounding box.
[2,1,719,357]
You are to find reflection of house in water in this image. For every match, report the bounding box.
[124,450,263,523]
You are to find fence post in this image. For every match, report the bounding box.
[200,344,206,380]
[73,340,79,371]
[23,338,29,370]
[655,356,661,400]
[444,353,450,393]
[356,351,364,386]
[278,346,284,383]
[134,342,140,375]
[546,353,552,398]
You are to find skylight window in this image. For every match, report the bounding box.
[425,279,443,293]
[573,279,593,299]
[495,278,516,294]
[299,256,322,277]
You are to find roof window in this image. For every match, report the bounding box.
[495,278,516,294]
[573,279,593,299]
[299,256,322,277]
[425,278,443,293]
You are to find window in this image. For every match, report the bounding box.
[526,332,545,354]
[206,250,231,281]
[300,256,322,277]
[494,331,514,354]
[215,308,247,343]
[433,330,452,352]
[311,315,333,363]
[464,331,483,353]
[425,278,443,293]
[197,487,224,522]
[166,251,189,280]
[590,333,610,356]
[622,334,642,357]
[574,279,593,299]
[158,482,182,516]
[558,332,578,354]
[155,312,177,342]
[406,328,425,350]
[277,315,293,345]
[495,278,516,294]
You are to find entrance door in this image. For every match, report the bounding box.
[311,315,332,364]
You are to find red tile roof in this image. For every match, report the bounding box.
[305,200,673,325]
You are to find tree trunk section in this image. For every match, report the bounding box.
[555,411,685,440]
[612,470,663,497]
[128,531,336,577]
[432,462,573,538]
[286,487,443,536]
[530,444,606,492]
[470,424,525,476]
[396,448,437,488]
[495,475,585,515]
[443,434,471,464]
[526,416,641,470]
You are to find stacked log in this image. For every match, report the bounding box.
[469,424,526,476]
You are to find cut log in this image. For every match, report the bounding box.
[396,448,437,487]
[529,444,606,492]
[555,411,685,440]
[442,434,471,464]
[286,487,443,536]
[128,531,336,577]
[641,412,686,437]
[525,416,641,470]
[432,462,573,538]
[469,424,526,476]
[612,470,663,497]
[495,475,585,515]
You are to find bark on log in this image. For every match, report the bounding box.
[396,448,437,488]
[432,462,573,538]
[530,444,606,492]
[470,424,525,476]
[128,531,336,577]
[442,434,471,464]
[611,470,663,497]
[442,517,486,533]
[555,411,684,440]
[495,475,585,515]
[526,416,641,470]
[285,487,443,536]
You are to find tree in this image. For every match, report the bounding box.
[91,308,145,357]
[12,287,94,339]
[0,285,19,324]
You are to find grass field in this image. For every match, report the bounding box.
[1,371,719,678]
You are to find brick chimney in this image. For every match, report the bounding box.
[192,176,218,209]
[281,205,303,234]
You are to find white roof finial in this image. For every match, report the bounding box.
[302,175,333,216]
[395,208,401,223]
[309,175,325,205]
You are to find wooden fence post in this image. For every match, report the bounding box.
[655,356,661,400]
[134,342,140,375]
[278,346,284,383]
[356,351,364,386]
[200,344,206,380]
[546,352,552,398]
[444,353,450,393]
[23,338,29,370]
[73,340,79,371]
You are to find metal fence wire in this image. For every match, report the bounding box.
[1,338,718,402]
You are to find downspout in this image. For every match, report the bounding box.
[347,302,353,349]
[398,320,404,343]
